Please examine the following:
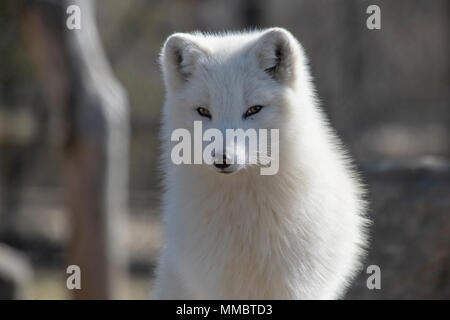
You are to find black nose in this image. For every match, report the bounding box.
[214,154,231,169]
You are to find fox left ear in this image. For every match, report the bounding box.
[254,28,298,85]
[160,33,208,91]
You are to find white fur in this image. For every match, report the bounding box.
[154,28,369,299]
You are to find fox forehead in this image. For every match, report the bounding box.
[185,31,265,55]
[188,51,282,110]
[191,59,270,104]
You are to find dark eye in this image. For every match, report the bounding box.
[244,105,264,119]
[197,107,211,119]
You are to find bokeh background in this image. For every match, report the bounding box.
[0,0,448,299]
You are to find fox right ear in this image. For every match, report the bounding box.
[253,28,299,85]
[160,34,207,91]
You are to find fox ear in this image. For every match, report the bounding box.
[254,28,298,84]
[160,33,207,91]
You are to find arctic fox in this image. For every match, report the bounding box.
[154,28,368,299]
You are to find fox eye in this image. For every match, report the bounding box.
[244,105,264,119]
[197,107,211,119]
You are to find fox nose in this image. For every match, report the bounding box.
[213,154,231,169]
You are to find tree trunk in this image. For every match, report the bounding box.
[16,0,129,299]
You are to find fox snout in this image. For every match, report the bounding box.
[211,151,238,174]
[213,153,232,170]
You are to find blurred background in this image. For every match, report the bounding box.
[0,0,448,299]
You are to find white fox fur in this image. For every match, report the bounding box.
[154,28,368,299]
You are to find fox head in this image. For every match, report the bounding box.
[160,28,309,176]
